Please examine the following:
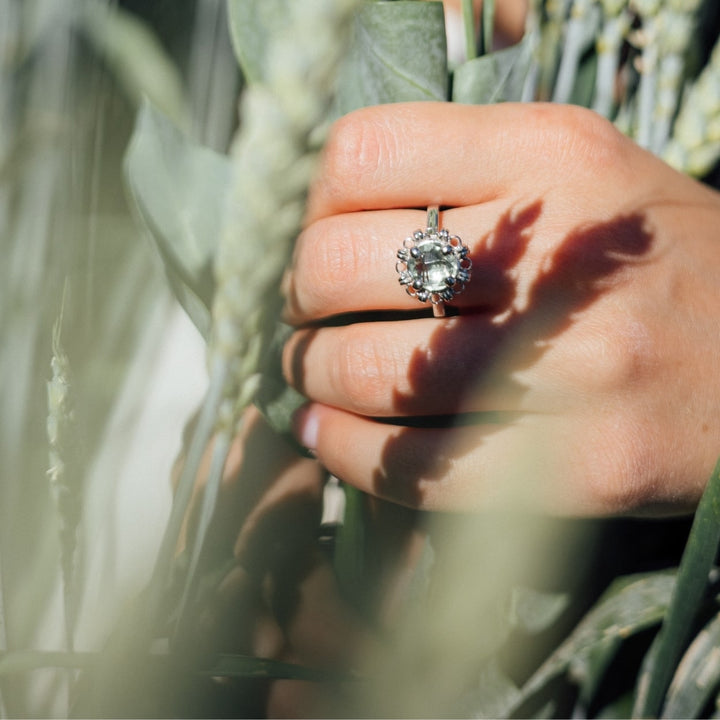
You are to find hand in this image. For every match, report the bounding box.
[283,102,720,517]
[176,407,423,717]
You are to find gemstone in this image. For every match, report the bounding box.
[406,236,460,293]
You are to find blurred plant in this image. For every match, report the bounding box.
[46,283,83,653]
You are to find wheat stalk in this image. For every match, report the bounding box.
[146,0,362,644]
[46,282,81,653]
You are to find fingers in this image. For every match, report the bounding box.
[284,200,540,324]
[305,102,626,225]
[283,315,535,417]
[292,403,647,516]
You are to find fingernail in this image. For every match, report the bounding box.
[292,403,319,453]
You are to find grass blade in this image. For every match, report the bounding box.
[633,455,720,718]
[661,610,720,719]
[202,653,356,682]
[461,0,477,60]
[481,0,495,56]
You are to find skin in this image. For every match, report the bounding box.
[283,101,720,517]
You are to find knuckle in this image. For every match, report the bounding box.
[525,104,628,174]
[578,318,658,395]
[332,329,393,415]
[322,108,395,197]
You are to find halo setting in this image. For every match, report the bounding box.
[396,227,471,311]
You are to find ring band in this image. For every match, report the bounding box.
[396,205,472,317]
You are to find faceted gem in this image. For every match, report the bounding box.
[406,236,460,293]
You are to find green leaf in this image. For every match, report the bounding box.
[124,102,231,338]
[661,610,720,719]
[254,322,307,438]
[334,1,448,115]
[452,35,534,104]
[633,456,720,719]
[509,586,570,635]
[227,0,295,85]
[0,650,97,675]
[510,571,675,717]
[333,484,366,603]
[480,0,495,57]
[202,653,355,682]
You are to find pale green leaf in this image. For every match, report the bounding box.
[203,653,355,682]
[124,102,231,338]
[335,1,448,115]
[452,35,534,104]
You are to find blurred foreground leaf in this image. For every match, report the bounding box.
[452,35,534,104]
[124,102,230,338]
[203,653,355,682]
[77,3,186,125]
[227,0,294,85]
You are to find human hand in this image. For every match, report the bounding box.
[283,102,720,517]
[176,406,423,716]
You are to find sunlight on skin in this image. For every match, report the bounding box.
[284,102,720,517]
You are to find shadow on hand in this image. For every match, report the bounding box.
[374,201,655,507]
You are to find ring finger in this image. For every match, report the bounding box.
[283,199,542,325]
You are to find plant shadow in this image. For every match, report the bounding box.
[372,200,655,508]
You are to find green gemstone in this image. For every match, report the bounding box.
[407,237,459,293]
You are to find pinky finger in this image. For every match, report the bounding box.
[292,404,620,514]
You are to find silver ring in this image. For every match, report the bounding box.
[396,205,472,318]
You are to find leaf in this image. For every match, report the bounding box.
[333,484,366,604]
[661,610,720,719]
[201,653,355,682]
[124,102,231,338]
[510,586,570,635]
[226,0,295,85]
[452,34,534,104]
[459,658,521,719]
[0,650,97,675]
[509,571,676,717]
[480,0,495,57]
[254,322,307,439]
[633,456,720,718]
[334,1,448,115]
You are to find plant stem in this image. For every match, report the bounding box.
[632,454,720,718]
[552,0,599,104]
[592,11,630,117]
[481,0,495,56]
[172,428,232,642]
[636,17,658,150]
[461,0,477,61]
[145,357,229,634]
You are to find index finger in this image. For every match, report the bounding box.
[305,102,613,225]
